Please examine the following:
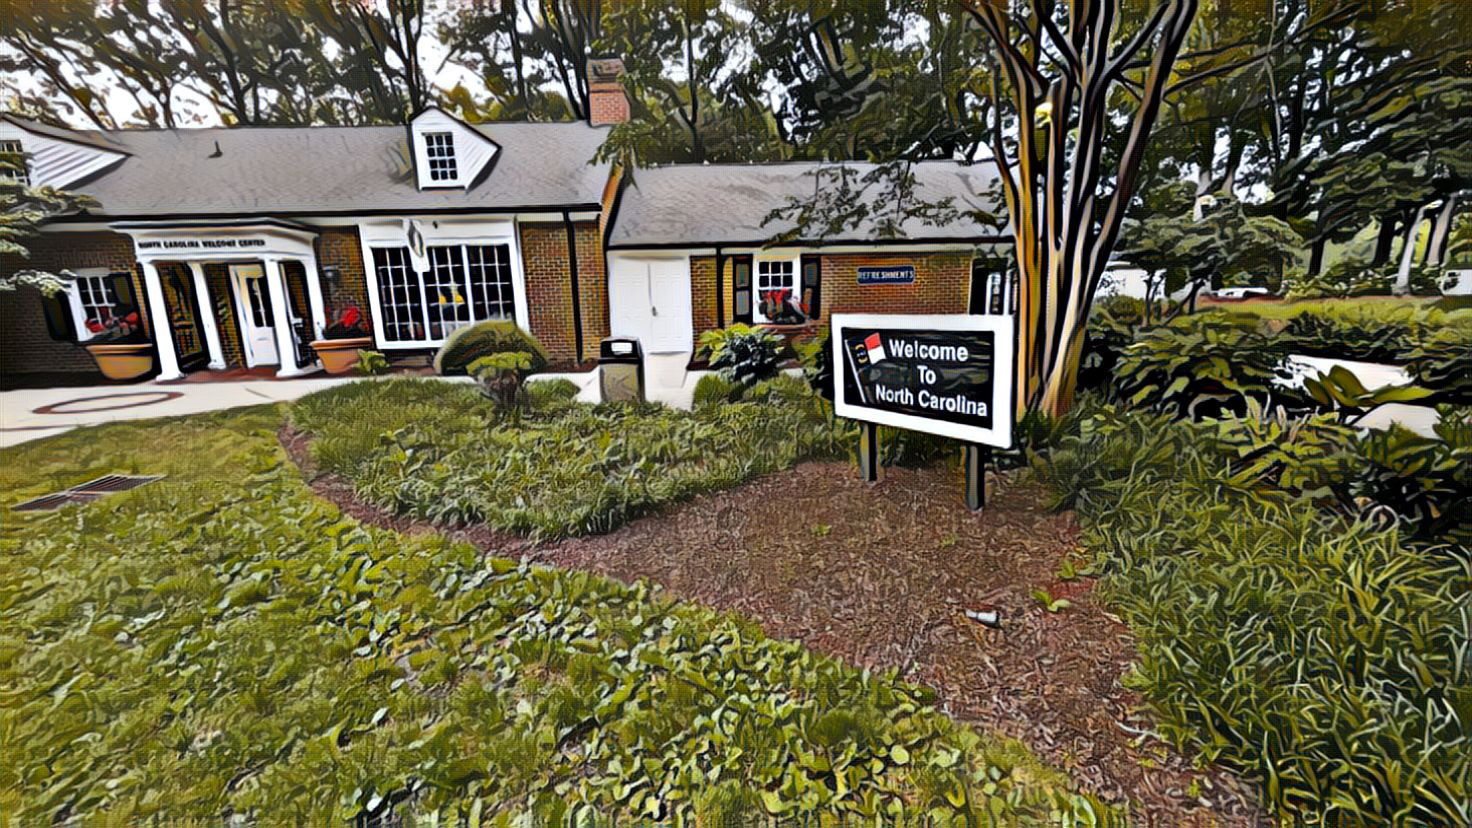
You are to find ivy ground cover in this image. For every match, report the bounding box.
[290,378,850,539]
[0,401,1115,824]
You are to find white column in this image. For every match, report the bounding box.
[262,256,311,378]
[300,253,326,342]
[186,261,227,370]
[140,261,184,382]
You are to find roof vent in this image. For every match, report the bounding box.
[13,474,163,512]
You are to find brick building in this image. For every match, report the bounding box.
[1,59,1009,388]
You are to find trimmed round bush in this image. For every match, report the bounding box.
[434,321,550,376]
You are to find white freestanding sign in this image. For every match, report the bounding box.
[831,313,1016,449]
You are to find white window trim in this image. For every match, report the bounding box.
[357,218,529,350]
[753,255,801,324]
[67,268,120,341]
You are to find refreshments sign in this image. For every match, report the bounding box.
[856,265,916,285]
[831,313,1014,448]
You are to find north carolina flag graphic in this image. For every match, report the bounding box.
[863,333,887,363]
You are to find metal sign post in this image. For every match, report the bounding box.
[831,313,1015,511]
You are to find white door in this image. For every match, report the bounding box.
[231,264,278,366]
[608,257,692,354]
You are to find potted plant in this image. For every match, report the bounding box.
[310,303,373,374]
[83,310,155,381]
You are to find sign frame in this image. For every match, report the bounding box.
[856,265,917,286]
[831,312,1015,450]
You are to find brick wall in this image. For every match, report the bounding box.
[0,230,145,379]
[518,220,604,368]
[818,252,972,321]
[315,226,373,337]
[686,250,973,344]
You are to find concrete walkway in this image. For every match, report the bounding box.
[1,357,707,449]
[0,375,373,448]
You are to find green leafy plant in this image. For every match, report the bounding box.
[355,349,389,376]
[468,351,535,411]
[433,320,549,376]
[1110,313,1299,419]
[1032,403,1472,825]
[1031,588,1071,613]
[697,323,786,387]
[292,379,846,540]
[692,372,743,409]
[1338,423,1472,546]
[1404,327,1472,402]
[1302,365,1434,418]
[523,378,580,411]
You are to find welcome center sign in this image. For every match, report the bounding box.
[831,313,1015,449]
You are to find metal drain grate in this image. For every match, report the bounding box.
[13,474,163,512]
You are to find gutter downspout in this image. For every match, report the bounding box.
[563,210,585,364]
[714,246,725,332]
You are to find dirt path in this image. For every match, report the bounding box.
[282,428,1265,826]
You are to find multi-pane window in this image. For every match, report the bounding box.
[371,243,516,344]
[755,259,799,323]
[424,132,458,182]
[76,275,118,327]
[426,245,471,339]
[0,139,28,185]
[373,247,427,342]
[466,244,515,321]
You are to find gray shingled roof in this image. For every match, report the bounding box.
[26,119,610,218]
[608,161,1007,248]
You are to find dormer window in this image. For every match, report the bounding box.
[407,107,496,190]
[424,132,458,182]
[0,139,28,185]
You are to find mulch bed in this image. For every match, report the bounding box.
[281,426,1265,827]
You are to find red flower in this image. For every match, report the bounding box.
[86,319,104,333]
[125,312,140,325]
[341,306,361,328]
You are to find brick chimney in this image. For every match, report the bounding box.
[587,57,630,127]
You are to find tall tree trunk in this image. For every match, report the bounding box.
[1426,195,1458,266]
[1395,203,1430,293]
[1371,214,1399,266]
[1308,235,1328,276]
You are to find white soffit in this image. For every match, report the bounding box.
[0,117,127,190]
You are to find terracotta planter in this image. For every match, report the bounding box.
[85,342,156,381]
[310,336,373,375]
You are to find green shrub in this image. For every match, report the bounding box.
[355,349,389,375]
[434,321,549,376]
[794,331,833,400]
[523,378,580,411]
[1032,403,1472,825]
[746,372,812,405]
[1283,257,1392,300]
[1405,327,1472,402]
[468,351,535,414]
[1079,306,1138,393]
[1338,422,1472,546]
[1110,313,1299,418]
[697,323,785,386]
[692,372,744,409]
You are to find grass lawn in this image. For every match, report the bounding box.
[0,394,1115,824]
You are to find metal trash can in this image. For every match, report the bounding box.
[598,337,645,403]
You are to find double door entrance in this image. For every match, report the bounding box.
[609,257,693,353]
